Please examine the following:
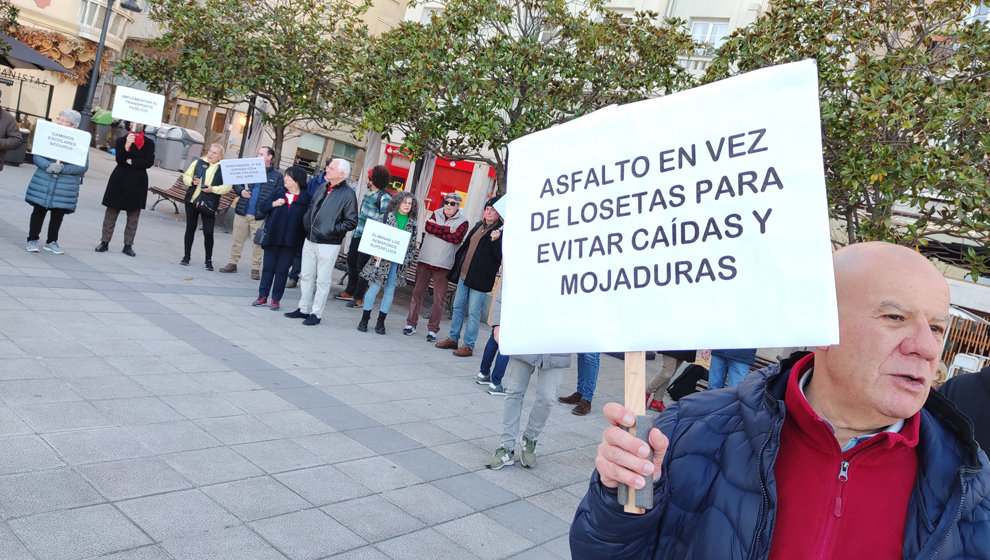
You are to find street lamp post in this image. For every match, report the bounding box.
[78,0,142,133]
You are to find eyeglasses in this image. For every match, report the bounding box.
[443,201,459,206]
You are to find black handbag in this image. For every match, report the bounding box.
[195,194,219,217]
[253,221,268,246]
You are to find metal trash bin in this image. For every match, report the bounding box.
[4,129,29,166]
[174,127,205,171]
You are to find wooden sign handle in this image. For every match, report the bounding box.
[620,350,652,514]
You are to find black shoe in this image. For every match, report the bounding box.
[180,256,190,266]
[284,308,307,319]
[95,241,108,253]
[122,245,135,257]
[357,309,371,332]
[375,312,388,335]
[302,314,321,326]
[205,261,214,271]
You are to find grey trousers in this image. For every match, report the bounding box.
[500,357,564,450]
[647,354,684,403]
[101,207,141,245]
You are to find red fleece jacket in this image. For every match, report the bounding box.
[769,354,920,560]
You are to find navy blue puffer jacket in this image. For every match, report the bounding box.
[570,363,990,559]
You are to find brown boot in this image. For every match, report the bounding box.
[452,345,473,357]
[571,399,592,416]
[219,263,237,273]
[435,338,458,349]
[558,391,582,405]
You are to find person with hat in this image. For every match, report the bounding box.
[335,164,392,307]
[435,195,503,357]
[95,121,156,257]
[403,191,470,342]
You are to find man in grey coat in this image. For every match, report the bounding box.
[485,287,571,470]
[0,91,24,171]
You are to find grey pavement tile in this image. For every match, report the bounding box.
[239,369,310,390]
[307,406,381,431]
[0,468,105,519]
[0,340,29,359]
[221,390,297,414]
[161,525,288,560]
[163,446,263,486]
[160,393,245,419]
[474,464,557,499]
[333,456,424,493]
[42,427,153,465]
[431,440,493,470]
[374,528,476,560]
[0,379,84,405]
[286,367,366,388]
[535,534,571,559]
[292,432,375,464]
[383,484,475,525]
[326,384,392,407]
[432,473,520,511]
[387,448,470,482]
[104,356,180,375]
[67,376,152,400]
[92,397,187,425]
[0,521,33,559]
[271,387,342,409]
[94,544,175,560]
[12,401,113,432]
[255,410,335,438]
[194,371,265,392]
[273,465,373,506]
[484,500,572,544]
[249,508,366,560]
[134,338,201,358]
[39,356,123,379]
[322,494,425,543]
[117,489,240,540]
[0,404,32,437]
[165,354,233,373]
[11,336,93,358]
[327,547,390,560]
[77,457,192,501]
[201,476,311,522]
[526,488,584,522]
[194,415,280,445]
[126,420,221,454]
[391,421,462,448]
[429,415,498,440]
[132,373,208,396]
[0,358,51,381]
[562,481,588,498]
[9,504,151,560]
[232,440,324,474]
[345,426,421,455]
[436,513,535,559]
[0,435,65,474]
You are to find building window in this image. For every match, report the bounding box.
[211,109,227,134]
[691,20,729,56]
[174,103,199,129]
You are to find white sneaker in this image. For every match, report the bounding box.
[402,326,416,336]
[26,240,39,252]
[44,241,64,254]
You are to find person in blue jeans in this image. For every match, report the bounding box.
[477,329,510,394]
[704,348,757,389]
[557,353,600,416]
[356,192,418,335]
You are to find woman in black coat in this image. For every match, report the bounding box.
[95,121,156,257]
[253,165,311,311]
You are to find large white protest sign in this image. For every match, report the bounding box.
[220,157,268,185]
[358,219,412,263]
[500,60,838,354]
[33,119,91,167]
[111,86,166,127]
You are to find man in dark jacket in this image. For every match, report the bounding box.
[435,195,503,357]
[0,91,24,171]
[940,364,990,452]
[219,146,283,280]
[284,158,357,326]
[572,242,990,559]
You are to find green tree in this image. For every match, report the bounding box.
[0,1,19,54]
[357,0,696,191]
[116,0,370,160]
[707,0,990,273]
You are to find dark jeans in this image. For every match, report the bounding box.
[289,250,302,281]
[27,203,67,243]
[480,330,509,385]
[183,201,215,261]
[343,235,372,298]
[259,245,295,303]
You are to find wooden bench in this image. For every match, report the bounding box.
[148,177,238,232]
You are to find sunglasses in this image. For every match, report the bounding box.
[443,201,459,206]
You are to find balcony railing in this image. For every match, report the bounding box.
[77,0,140,53]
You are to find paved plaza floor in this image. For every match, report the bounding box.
[0,148,638,559]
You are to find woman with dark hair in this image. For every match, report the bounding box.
[357,191,418,334]
[253,165,311,310]
[96,121,156,256]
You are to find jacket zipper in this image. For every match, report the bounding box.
[748,415,781,560]
[834,460,849,517]
[929,473,966,559]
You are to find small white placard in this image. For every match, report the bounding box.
[358,219,412,262]
[111,86,166,127]
[500,60,838,355]
[33,119,91,167]
[219,157,267,185]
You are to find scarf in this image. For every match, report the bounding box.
[131,132,145,150]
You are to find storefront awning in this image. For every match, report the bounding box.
[0,33,75,76]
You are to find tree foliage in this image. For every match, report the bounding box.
[0,0,19,55]
[707,0,990,273]
[357,0,696,190]
[115,0,371,160]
